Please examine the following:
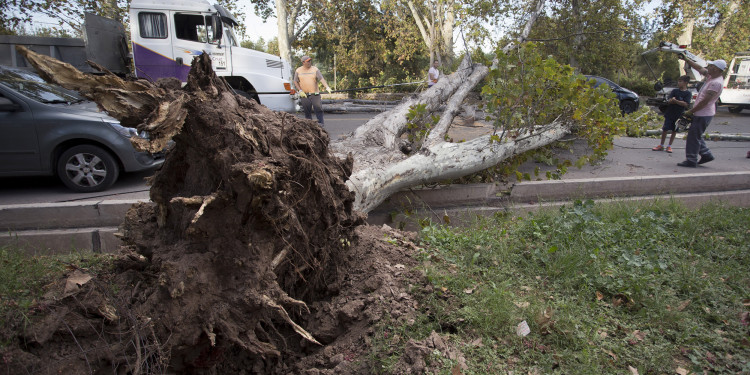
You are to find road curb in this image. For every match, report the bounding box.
[4,172,748,254]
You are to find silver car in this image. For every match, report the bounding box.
[0,67,164,192]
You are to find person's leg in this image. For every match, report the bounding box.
[684,116,709,163]
[696,116,713,159]
[301,96,313,120]
[666,131,677,152]
[311,95,324,124]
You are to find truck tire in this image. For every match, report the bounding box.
[236,90,260,104]
[728,106,743,114]
[57,145,120,192]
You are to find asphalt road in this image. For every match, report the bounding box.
[0,108,747,206]
[0,113,372,205]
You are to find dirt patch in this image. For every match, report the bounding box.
[2,49,449,374]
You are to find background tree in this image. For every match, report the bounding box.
[250,0,312,62]
[404,0,456,67]
[527,0,648,78]
[301,0,428,91]
[658,0,750,61]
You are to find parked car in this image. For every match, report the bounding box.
[584,75,640,114]
[0,66,164,192]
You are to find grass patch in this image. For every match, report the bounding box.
[0,245,116,346]
[370,200,750,374]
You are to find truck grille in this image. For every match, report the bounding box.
[266,59,283,69]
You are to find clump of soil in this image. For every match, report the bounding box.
[2,49,453,374]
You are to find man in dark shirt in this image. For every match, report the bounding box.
[653,75,691,153]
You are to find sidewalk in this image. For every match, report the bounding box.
[2,115,749,254]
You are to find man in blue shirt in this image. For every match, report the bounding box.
[653,75,691,153]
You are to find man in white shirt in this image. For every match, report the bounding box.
[677,58,726,167]
[428,60,440,88]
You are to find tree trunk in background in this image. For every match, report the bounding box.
[275,0,292,62]
[711,0,740,42]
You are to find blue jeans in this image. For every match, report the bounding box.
[300,94,324,125]
[685,115,713,163]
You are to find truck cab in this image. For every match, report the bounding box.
[129,0,297,112]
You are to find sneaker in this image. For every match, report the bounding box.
[652,145,664,151]
[666,146,673,153]
[746,150,750,158]
[698,154,715,164]
[677,160,697,168]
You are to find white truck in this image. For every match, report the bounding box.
[0,0,297,112]
[642,42,750,114]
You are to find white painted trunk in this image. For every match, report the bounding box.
[329,0,555,214]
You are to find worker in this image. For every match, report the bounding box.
[294,55,331,125]
[428,60,440,88]
[677,57,726,167]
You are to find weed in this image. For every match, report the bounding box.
[376,201,750,374]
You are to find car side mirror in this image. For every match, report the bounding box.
[0,97,21,112]
[211,15,223,42]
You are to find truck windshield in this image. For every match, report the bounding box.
[174,13,221,45]
[224,25,237,47]
[727,58,750,89]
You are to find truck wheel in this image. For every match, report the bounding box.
[620,100,637,114]
[236,90,260,104]
[57,145,119,193]
[728,106,743,114]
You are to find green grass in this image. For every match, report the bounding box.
[370,200,750,374]
[0,246,115,346]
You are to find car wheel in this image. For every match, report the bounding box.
[620,100,637,114]
[57,145,119,193]
[728,106,743,114]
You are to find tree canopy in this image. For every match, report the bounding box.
[5,0,749,92]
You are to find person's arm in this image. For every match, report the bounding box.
[293,70,302,92]
[316,69,332,92]
[681,56,708,76]
[686,90,718,115]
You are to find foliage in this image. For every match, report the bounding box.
[482,42,637,168]
[369,201,750,373]
[658,0,750,61]
[528,0,649,78]
[300,0,428,91]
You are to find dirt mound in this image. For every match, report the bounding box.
[2,50,439,374]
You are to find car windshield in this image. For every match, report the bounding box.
[0,68,83,104]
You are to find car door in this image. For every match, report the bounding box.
[172,12,229,81]
[0,87,40,173]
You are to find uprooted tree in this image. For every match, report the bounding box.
[7,2,646,370]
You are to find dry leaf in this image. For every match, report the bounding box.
[63,270,92,296]
[469,338,483,347]
[451,364,462,375]
[628,365,639,375]
[463,287,475,294]
[598,330,608,339]
[676,366,689,375]
[742,299,750,307]
[514,301,530,308]
[596,291,604,301]
[676,299,691,311]
[394,264,405,269]
[633,330,646,341]
[604,349,617,360]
